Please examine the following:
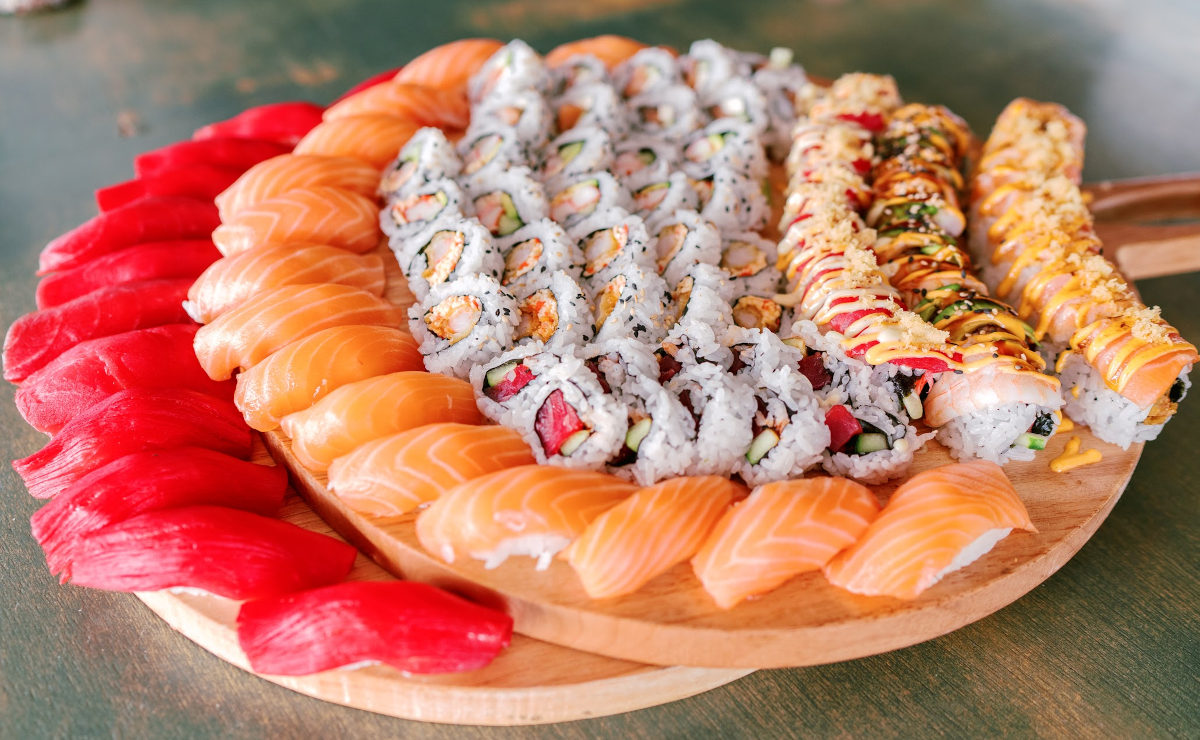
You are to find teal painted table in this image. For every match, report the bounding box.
[2,1,1197,735]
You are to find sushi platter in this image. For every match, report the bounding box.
[7,34,1199,727]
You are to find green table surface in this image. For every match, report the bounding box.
[2,1,1197,737]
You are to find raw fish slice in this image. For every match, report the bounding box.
[237,581,513,676]
[66,506,357,599]
[134,138,291,178]
[545,36,648,70]
[234,325,423,432]
[327,423,536,518]
[393,39,504,92]
[333,67,403,105]
[281,372,482,472]
[215,154,380,221]
[293,114,422,170]
[193,102,326,146]
[38,197,221,274]
[323,81,470,130]
[16,325,234,435]
[692,477,881,609]
[32,447,288,576]
[563,476,743,599]
[823,461,1036,600]
[211,186,382,256]
[192,283,405,381]
[3,278,194,382]
[12,388,253,499]
[95,165,244,212]
[416,464,638,570]
[35,240,220,309]
[184,244,386,323]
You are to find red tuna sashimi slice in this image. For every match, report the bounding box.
[35,240,220,309]
[237,581,513,676]
[133,137,291,178]
[66,506,356,599]
[3,278,194,383]
[192,102,326,146]
[38,197,221,274]
[12,388,253,499]
[15,325,234,435]
[32,447,288,576]
[94,165,244,212]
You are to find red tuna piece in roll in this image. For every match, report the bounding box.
[66,506,356,599]
[12,388,252,499]
[3,278,194,382]
[133,137,290,179]
[193,102,326,147]
[38,197,220,274]
[15,325,235,435]
[237,581,512,675]
[35,240,220,309]
[32,447,288,577]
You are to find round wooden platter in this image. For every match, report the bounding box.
[135,477,752,726]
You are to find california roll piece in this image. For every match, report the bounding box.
[611,134,679,186]
[457,126,529,178]
[730,294,785,333]
[589,263,671,344]
[568,208,653,284]
[548,171,632,227]
[378,127,463,199]
[683,119,769,181]
[695,166,770,233]
[719,231,780,296]
[663,262,733,336]
[552,81,630,138]
[700,77,771,135]
[665,362,756,475]
[538,126,614,185]
[464,166,548,238]
[469,39,549,102]
[679,39,757,97]
[647,209,722,286]
[547,54,611,94]
[628,170,700,226]
[467,89,554,151]
[626,84,704,141]
[382,177,470,246]
[513,271,594,350]
[496,219,585,298]
[409,274,519,378]
[612,46,681,98]
[402,218,503,301]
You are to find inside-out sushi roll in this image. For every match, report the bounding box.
[683,119,769,181]
[548,171,632,227]
[464,166,548,238]
[552,81,630,138]
[665,361,756,475]
[539,125,615,184]
[590,262,671,344]
[402,218,503,301]
[752,48,808,160]
[568,208,653,283]
[701,77,771,135]
[468,89,554,151]
[626,84,703,140]
[468,39,549,103]
[382,177,470,248]
[611,134,679,185]
[458,126,529,178]
[496,218,584,298]
[647,209,722,286]
[694,166,770,233]
[680,39,756,98]
[512,270,594,350]
[409,274,519,378]
[612,46,681,99]
[719,231,780,296]
[628,170,700,225]
[378,127,463,200]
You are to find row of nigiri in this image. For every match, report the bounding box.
[323,417,1036,604]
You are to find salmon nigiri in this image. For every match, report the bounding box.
[393,39,504,93]
[544,36,648,71]
[293,114,422,170]
[234,325,423,432]
[184,243,386,323]
[823,461,1036,600]
[692,477,881,610]
[327,423,536,518]
[322,81,470,131]
[214,154,380,221]
[563,476,744,600]
[281,372,482,472]
[416,465,638,570]
[211,186,382,256]
[192,283,405,381]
